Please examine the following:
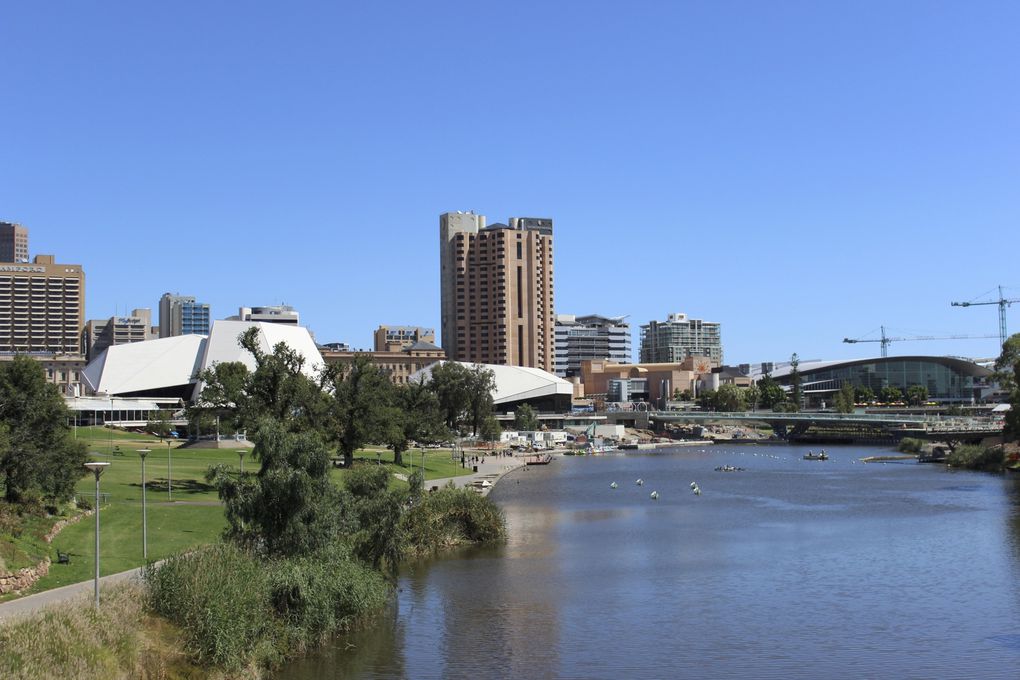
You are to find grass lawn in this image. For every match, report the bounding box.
[5,427,473,599]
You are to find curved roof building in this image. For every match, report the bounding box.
[768,355,992,405]
[411,361,574,412]
[83,321,323,400]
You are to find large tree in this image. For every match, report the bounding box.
[788,353,802,412]
[388,379,445,466]
[206,417,344,557]
[0,356,86,503]
[514,403,539,431]
[325,355,398,469]
[465,365,497,436]
[429,362,472,433]
[906,385,929,407]
[757,373,786,410]
[994,334,1020,393]
[833,383,856,414]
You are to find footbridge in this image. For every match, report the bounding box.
[646,411,1003,443]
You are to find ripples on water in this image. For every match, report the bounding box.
[278,444,1020,680]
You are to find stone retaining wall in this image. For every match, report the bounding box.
[0,510,90,595]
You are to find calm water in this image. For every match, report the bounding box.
[278,444,1020,679]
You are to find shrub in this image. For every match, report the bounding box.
[898,438,924,454]
[947,445,1006,472]
[401,484,506,555]
[146,541,390,672]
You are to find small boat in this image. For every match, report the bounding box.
[714,465,745,472]
[803,450,829,461]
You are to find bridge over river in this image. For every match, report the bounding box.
[606,410,1005,443]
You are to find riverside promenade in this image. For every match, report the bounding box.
[428,451,527,495]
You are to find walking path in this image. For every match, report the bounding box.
[0,565,148,622]
[430,452,526,494]
[0,451,531,624]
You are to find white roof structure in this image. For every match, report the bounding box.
[83,334,206,396]
[197,320,323,378]
[410,361,573,406]
[82,321,323,400]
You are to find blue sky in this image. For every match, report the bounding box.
[2,1,1018,364]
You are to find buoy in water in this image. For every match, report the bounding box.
[610,482,618,489]
[650,491,659,500]
[636,478,644,486]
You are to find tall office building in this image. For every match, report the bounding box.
[374,325,435,352]
[159,293,211,337]
[0,255,84,353]
[0,222,29,263]
[230,305,300,325]
[84,308,155,361]
[439,211,555,371]
[554,314,631,377]
[639,312,723,365]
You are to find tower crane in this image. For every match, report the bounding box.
[842,326,998,357]
[951,285,1020,348]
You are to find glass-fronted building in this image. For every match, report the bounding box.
[770,356,992,405]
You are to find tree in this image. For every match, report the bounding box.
[206,417,344,557]
[345,465,404,571]
[757,373,786,410]
[906,385,929,407]
[880,386,902,404]
[190,360,250,435]
[673,388,693,401]
[833,383,856,414]
[0,356,87,504]
[745,384,760,412]
[388,380,445,467]
[993,334,1020,393]
[146,409,174,441]
[429,362,472,433]
[479,415,502,446]
[325,355,398,469]
[855,386,875,404]
[466,364,496,436]
[514,403,539,431]
[788,353,802,412]
[714,383,746,412]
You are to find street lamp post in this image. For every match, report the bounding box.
[84,460,110,609]
[167,440,173,501]
[238,449,246,475]
[137,449,150,561]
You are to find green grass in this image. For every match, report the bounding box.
[5,428,472,599]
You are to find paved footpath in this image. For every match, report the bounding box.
[0,565,148,623]
[0,452,533,623]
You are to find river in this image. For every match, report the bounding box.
[277,443,1020,679]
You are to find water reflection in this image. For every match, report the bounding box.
[279,445,1020,679]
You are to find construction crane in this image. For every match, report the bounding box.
[951,285,1020,348]
[842,325,999,357]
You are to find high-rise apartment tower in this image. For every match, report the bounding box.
[0,255,84,353]
[439,212,555,371]
[554,314,632,377]
[639,312,723,365]
[159,293,211,337]
[0,222,29,263]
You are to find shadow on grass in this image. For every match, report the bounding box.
[140,479,217,495]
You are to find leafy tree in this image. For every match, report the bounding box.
[880,386,903,404]
[206,418,345,557]
[833,383,856,414]
[429,362,472,432]
[673,388,693,401]
[190,360,251,434]
[146,410,174,441]
[325,355,398,469]
[855,386,875,404]
[714,383,747,412]
[479,414,502,445]
[757,373,786,410]
[0,356,86,504]
[466,364,496,436]
[745,384,760,412]
[906,385,929,406]
[993,334,1020,393]
[514,403,539,431]
[698,389,718,411]
[388,380,445,467]
[788,353,802,412]
[345,465,404,572]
